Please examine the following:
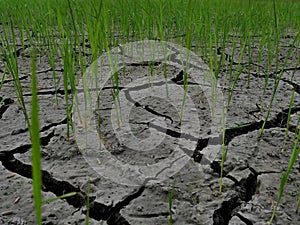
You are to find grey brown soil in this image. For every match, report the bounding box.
[0,29,300,225]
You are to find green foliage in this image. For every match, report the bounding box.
[42,192,78,204]
[30,50,42,225]
[0,0,300,224]
[270,124,300,223]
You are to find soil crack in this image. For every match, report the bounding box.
[193,104,300,162]
[128,212,169,218]
[0,129,55,156]
[236,213,254,225]
[213,171,258,225]
[0,155,131,225]
[124,83,174,124]
[11,116,67,136]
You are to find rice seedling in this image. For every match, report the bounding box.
[269,117,300,223]
[226,39,247,108]
[259,32,299,137]
[42,192,78,205]
[30,49,42,225]
[0,68,6,92]
[0,21,30,127]
[168,188,174,225]
[282,87,295,152]
[62,40,74,139]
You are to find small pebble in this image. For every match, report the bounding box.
[6,173,15,179]
[1,210,13,216]
[14,196,21,204]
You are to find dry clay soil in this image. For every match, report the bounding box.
[0,29,300,225]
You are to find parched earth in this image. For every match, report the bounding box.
[0,29,300,225]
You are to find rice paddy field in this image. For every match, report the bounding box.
[0,0,300,224]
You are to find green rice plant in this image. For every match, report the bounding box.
[185,0,193,50]
[42,181,90,224]
[257,30,267,75]
[269,117,300,223]
[246,0,253,72]
[0,68,6,92]
[86,0,103,62]
[282,87,295,152]
[47,48,60,106]
[226,38,247,108]
[111,71,122,128]
[42,192,78,204]
[67,0,78,46]
[227,38,237,86]
[262,72,270,100]
[272,0,280,74]
[179,0,192,123]
[246,34,252,87]
[157,0,166,41]
[208,27,214,72]
[216,29,229,77]
[168,188,173,225]
[62,40,74,139]
[30,50,42,225]
[259,33,299,137]
[0,21,30,127]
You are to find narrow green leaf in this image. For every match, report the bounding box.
[270,129,300,223]
[30,50,42,225]
[42,192,77,204]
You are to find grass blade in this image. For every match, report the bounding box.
[269,125,300,223]
[42,192,77,204]
[30,50,42,225]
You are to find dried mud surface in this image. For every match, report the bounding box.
[0,29,300,225]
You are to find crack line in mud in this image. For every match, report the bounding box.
[217,47,267,72]
[249,67,300,95]
[2,67,63,84]
[0,118,67,154]
[22,88,73,96]
[112,156,193,219]
[280,77,300,95]
[128,212,170,218]
[117,41,208,75]
[192,105,300,164]
[2,73,30,84]
[272,66,300,76]
[10,117,68,136]
[213,168,258,225]
[121,68,205,126]
[0,155,131,225]
[217,46,300,89]
[236,213,254,225]
[0,129,55,156]
[1,123,185,225]
[123,80,174,124]
[224,104,300,145]
[142,121,198,141]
